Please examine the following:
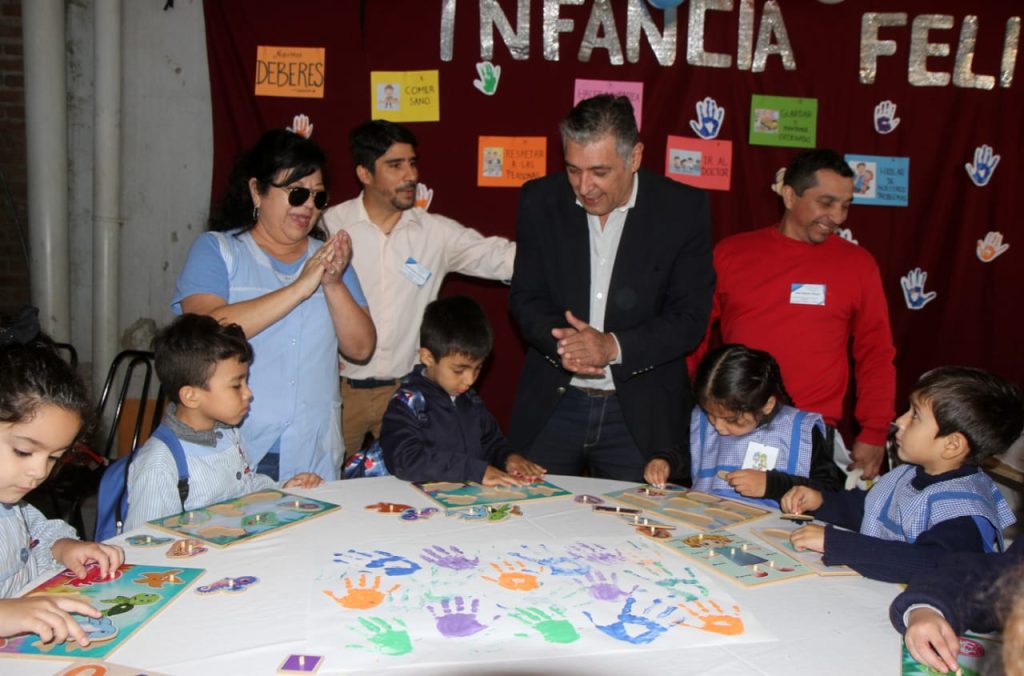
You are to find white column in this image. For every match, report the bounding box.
[22,0,69,340]
[92,0,122,388]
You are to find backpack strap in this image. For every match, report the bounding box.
[149,424,191,508]
[393,388,428,422]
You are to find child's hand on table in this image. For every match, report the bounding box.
[505,453,546,481]
[723,469,767,497]
[789,524,825,553]
[482,465,527,487]
[780,486,823,515]
[643,458,670,488]
[904,607,962,674]
[0,596,101,647]
[283,472,324,489]
[50,538,124,580]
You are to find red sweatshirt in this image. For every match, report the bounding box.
[695,226,896,446]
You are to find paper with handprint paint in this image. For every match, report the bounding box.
[309,537,771,670]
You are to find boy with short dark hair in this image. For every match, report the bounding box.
[122,314,322,530]
[380,296,545,485]
[783,366,1022,582]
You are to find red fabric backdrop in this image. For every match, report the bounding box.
[202,0,1023,436]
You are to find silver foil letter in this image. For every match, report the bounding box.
[627,0,677,66]
[544,0,584,61]
[579,0,624,64]
[441,0,457,61]
[1000,17,1020,88]
[480,0,531,61]
[953,16,995,89]
[859,13,907,84]
[909,15,954,87]
[752,1,796,72]
[737,0,754,71]
[687,0,733,69]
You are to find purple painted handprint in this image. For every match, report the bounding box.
[567,542,626,565]
[575,571,636,601]
[583,597,676,645]
[421,545,479,571]
[428,596,495,638]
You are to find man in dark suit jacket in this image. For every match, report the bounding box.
[509,95,714,485]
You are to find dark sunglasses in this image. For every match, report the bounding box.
[275,185,329,210]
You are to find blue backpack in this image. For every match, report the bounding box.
[94,424,190,541]
[342,387,427,479]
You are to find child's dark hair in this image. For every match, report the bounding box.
[912,366,1024,462]
[420,296,493,361]
[695,344,791,423]
[155,314,253,405]
[0,307,90,434]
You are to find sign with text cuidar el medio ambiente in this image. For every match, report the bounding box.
[748,94,817,148]
[254,46,325,98]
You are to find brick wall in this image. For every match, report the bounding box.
[0,0,30,319]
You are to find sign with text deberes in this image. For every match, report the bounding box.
[255,46,325,98]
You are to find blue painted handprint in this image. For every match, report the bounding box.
[629,561,709,602]
[583,597,676,645]
[965,144,1000,187]
[421,545,479,571]
[900,267,937,310]
[512,544,591,576]
[566,542,626,565]
[335,549,422,576]
[689,97,724,139]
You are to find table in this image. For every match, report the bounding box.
[3,476,904,675]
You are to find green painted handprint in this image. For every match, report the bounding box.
[348,616,413,656]
[473,61,501,95]
[509,606,580,644]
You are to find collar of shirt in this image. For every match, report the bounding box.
[574,171,640,220]
[161,404,227,448]
[355,191,422,235]
[910,463,977,489]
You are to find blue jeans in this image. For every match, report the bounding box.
[525,386,646,481]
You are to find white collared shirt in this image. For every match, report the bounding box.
[570,172,638,391]
[322,195,515,380]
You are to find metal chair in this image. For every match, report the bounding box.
[37,350,165,537]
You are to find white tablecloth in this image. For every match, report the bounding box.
[3,476,903,675]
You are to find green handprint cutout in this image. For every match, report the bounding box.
[473,61,501,95]
[348,616,413,656]
[509,606,580,644]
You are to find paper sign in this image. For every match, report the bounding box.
[370,70,440,122]
[478,136,547,188]
[845,154,910,207]
[749,95,817,148]
[665,136,732,191]
[574,79,644,129]
[254,46,325,99]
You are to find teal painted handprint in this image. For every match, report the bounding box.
[509,606,580,644]
[472,61,501,95]
[347,616,413,656]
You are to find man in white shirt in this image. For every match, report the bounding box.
[322,120,515,458]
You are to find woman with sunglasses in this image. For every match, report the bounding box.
[171,129,375,482]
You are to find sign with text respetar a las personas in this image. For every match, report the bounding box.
[254,46,325,99]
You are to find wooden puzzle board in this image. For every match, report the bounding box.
[751,527,858,577]
[411,479,571,510]
[604,485,770,531]
[0,563,202,660]
[655,529,814,587]
[148,489,340,547]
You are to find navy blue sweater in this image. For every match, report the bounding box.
[380,366,514,483]
[814,465,987,582]
[889,538,1024,635]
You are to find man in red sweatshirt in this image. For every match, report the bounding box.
[693,149,896,479]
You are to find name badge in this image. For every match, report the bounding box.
[742,441,780,471]
[790,283,826,306]
[400,257,433,287]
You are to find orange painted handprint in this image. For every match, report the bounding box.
[676,599,745,636]
[481,560,543,591]
[324,574,400,610]
[976,231,1009,263]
